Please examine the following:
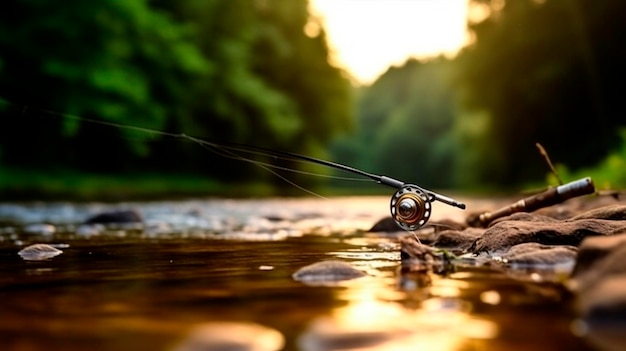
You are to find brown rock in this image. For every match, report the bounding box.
[368,217,402,232]
[571,236,626,292]
[431,227,484,252]
[489,212,558,226]
[577,276,626,324]
[470,218,626,255]
[568,204,626,221]
[400,236,438,261]
[501,243,578,265]
[571,233,626,279]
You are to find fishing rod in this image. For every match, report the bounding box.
[3,101,466,231]
[211,142,466,230]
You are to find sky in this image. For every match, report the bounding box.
[309,0,469,85]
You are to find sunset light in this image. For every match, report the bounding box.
[309,0,469,85]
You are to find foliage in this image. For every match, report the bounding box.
[0,0,351,192]
[456,0,626,186]
[547,129,626,190]
[331,58,459,189]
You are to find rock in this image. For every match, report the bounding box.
[173,322,284,351]
[400,236,438,261]
[571,233,626,279]
[292,260,366,284]
[18,243,63,261]
[570,234,626,332]
[84,209,143,225]
[368,217,402,232]
[577,276,626,325]
[489,212,558,226]
[571,235,626,292]
[569,204,626,221]
[469,217,626,255]
[500,243,578,265]
[431,227,484,252]
[399,236,456,273]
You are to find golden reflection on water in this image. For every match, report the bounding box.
[298,273,498,351]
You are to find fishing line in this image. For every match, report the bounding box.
[2,99,466,230]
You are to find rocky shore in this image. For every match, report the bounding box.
[393,195,626,348]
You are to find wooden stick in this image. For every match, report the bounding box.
[536,143,563,185]
[467,177,595,227]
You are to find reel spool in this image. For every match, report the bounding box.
[390,184,433,231]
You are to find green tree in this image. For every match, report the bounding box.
[332,58,459,189]
[456,0,626,185]
[0,0,209,171]
[0,0,352,193]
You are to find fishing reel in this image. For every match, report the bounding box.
[385,180,466,231]
[390,185,434,231]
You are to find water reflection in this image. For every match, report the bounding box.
[301,279,498,351]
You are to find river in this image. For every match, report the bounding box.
[0,196,595,350]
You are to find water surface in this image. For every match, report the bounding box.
[0,197,595,350]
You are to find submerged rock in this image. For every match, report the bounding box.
[18,243,63,261]
[293,260,366,284]
[173,322,284,351]
[84,209,143,225]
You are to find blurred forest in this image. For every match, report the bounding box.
[333,0,626,191]
[1,0,626,198]
[0,0,351,197]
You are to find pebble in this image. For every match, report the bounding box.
[292,260,366,284]
[18,243,63,261]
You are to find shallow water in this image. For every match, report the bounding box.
[0,196,598,350]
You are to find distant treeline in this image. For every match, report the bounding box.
[333,0,626,190]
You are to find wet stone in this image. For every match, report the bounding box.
[18,243,63,261]
[571,233,626,278]
[292,260,366,284]
[500,243,578,265]
[571,235,626,293]
[368,217,402,232]
[469,217,626,255]
[577,276,626,327]
[431,227,484,252]
[84,209,143,225]
[399,236,455,273]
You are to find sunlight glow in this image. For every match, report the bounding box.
[309,0,469,85]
